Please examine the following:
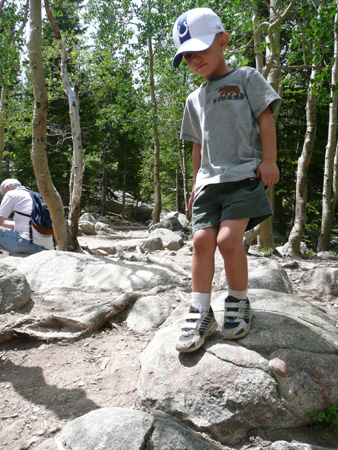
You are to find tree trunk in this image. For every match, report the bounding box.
[28,0,80,252]
[148,0,161,224]
[257,0,282,249]
[0,86,7,172]
[101,146,107,216]
[175,164,180,212]
[122,145,127,218]
[177,132,190,219]
[288,66,319,253]
[318,12,338,250]
[45,0,84,240]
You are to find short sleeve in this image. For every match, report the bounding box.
[180,94,202,144]
[0,193,14,219]
[244,68,281,119]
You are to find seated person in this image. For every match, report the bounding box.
[0,179,54,255]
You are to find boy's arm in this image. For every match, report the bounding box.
[188,142,201,211]
[256,106,280,186]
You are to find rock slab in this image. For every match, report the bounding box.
[35,407,222,450]
[0,262,31,313]
[138,289,338,445]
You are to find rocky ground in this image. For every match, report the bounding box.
[0,225,338,450]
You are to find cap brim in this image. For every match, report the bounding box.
[172,35,215,68]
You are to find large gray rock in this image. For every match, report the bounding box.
[3,250,184,295]
[148,228,184,251]
[149,216,189,235]
[134,203,153,222]
[138,289,338,445]
[126,295,170,333]
[269,443,330,450]
[165,211,190,228]
[220,258,293,294]
[248,258,293,293]
[95,221,113,234]
[301,267,338,296]
[0,262,31,313]
[79,221,96,235]
[79,213,96,223]
[35,407,222,450]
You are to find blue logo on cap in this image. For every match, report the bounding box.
[177,12,191,45]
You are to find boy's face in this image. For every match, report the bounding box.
[183,32,229,80]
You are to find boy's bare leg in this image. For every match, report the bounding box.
[191,226,218,293]
[217,218,249,290]
[217,218,253,340]
[175,225,219,352]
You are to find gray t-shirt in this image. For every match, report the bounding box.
[181,66,281,196]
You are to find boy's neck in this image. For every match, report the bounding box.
[204,64,232,81]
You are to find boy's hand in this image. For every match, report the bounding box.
[256,160,280,186]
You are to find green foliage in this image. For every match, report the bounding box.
[309,404,338,434]
[2,0,338,246]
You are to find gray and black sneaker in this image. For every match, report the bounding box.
[176,306,218,353]
[222,296,253,339]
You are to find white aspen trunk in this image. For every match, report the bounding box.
[28,0,80,252]
[318,12,338,250]
[333,140,338,217]
[177,131,190,219]
[45,0,84,239]
[0,86,7,171]
[257,0,281,249]
[148,0,161,224]
[288,66,319,253]
[253,11,263,74]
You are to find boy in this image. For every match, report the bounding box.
[172,8,281,353]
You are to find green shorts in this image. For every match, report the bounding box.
[192,178,272,234]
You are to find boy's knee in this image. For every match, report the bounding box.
[217,235,240,255]
[193,228,217,254]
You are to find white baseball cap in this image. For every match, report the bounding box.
[172,8,225,68]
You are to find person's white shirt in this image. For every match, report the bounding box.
[0,187,53,249]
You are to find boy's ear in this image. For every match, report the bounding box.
[219,32,229,51]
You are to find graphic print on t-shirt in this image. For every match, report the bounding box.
[213,84,245,104]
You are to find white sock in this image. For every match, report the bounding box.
[228,288,247,300]
[191,292,211,312]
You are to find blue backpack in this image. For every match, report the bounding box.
[15,190,54,243]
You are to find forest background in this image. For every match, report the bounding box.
[0,0,338,253]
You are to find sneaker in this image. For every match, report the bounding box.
[176,306,218,353]
[222,296,253,339]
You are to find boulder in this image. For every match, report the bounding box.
[165,211,190,228]
[126,295,170,333]
[134,203,153,222]
[95,216,111,225]
[301,267,338,296]
[248,258,293,293]
[0,262,31,313]
[3,250,185,296]
[79,221,96,235]
[220,258,293,294]
[79,213,96,223]
[35,407,222,450]
[140,236,164,252]
[138,289,338,445]
[276,242,309,257]
[148,229,184,251]
[149,216,189,236]
[95,221,113,234]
